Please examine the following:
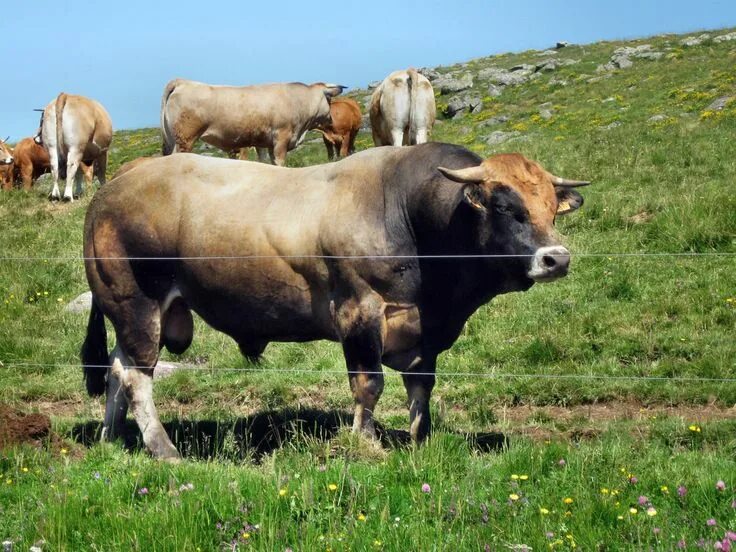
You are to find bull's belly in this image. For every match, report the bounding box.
[201,128,270,151]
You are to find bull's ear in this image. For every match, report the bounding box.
[555,187,584,215]
[323,84,347,98]
[463,185,487,212]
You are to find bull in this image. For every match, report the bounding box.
[10,137,93,191]
[160,79,346,166]
[316,97,362,160]
[0,138,13,190]
[81,142,589,460]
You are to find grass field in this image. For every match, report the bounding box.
[1,27,736,550]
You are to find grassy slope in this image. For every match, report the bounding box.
[1,28,736,550]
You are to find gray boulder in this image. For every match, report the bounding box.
[601,121,622,130]
[707,96,733,111]
[680,33,711,47]
[478,115,510,127]
[535,58,579,72]
[486,84,504,97]
[597,44,662,72]
[479,67,531,86]
[65,291,93,314]
[535,49,558,57]
[486,130,520,145]
[435,73,474,94]
[648,114,668,122]
[418,67,441,81]
[714,32,736,43]
[445,94,483,118]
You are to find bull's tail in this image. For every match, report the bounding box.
[54,93,68,167]
[160,79,180,156]
[81,296,108,396]
[407,68,419,145]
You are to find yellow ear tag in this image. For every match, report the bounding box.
[558,200,571,213]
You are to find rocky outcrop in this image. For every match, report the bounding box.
[597,45,663,72]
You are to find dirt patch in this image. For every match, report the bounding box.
[0,404,51,450]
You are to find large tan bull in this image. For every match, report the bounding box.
[160,79,346,165]
[81,142,589,460]
[35,93,112,201]
[0,138,13,190]
[370,68,436,146]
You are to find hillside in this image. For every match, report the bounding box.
[0,27,735,550]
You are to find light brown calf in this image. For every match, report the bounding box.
[317,98,362,160]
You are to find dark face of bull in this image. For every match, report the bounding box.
[438,153,588,291]
[312,84,346,130]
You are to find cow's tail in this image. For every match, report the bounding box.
[81,297,108,396]
[407,68,420,145]
[160,79,180,156]
[54,93,68,166]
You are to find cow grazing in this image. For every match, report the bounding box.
[35,93,112,201]
[8,137,93,191]
[370,68,436,146]
[81,143,589,460]
[160,79,346,166]
[0,138,13,190]
[317,97,362,160]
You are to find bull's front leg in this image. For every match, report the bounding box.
[402,363,436,443]
[334,294,385,439]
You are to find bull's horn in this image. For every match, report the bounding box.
[33,108,45,112]
[437,165,486,184]
[550,175,591,187]
[2,136,8,142]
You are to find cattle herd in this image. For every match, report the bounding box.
[4,69,591,460]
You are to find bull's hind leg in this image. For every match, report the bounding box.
[110,345,179,460]
[334,294,385,438]
[62,147,83,201]
[402,361,436,443]
[101,356,128,441]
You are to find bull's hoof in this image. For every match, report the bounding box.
[62,194,74,203]
[49,192,60,201]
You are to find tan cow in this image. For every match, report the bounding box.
[316,98,362,160]
[81,142,589,459]
[370,68,436,146]
[35,93,112,201]
[160,79,346,165]
[0,138,13,190]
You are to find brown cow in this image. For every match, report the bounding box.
[6,137,93,191]
[317,98,362,160]
[36,93,112,201]
[160,79,345,165]
[81,142,589,460]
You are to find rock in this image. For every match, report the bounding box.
[479,67,530,86]
[65,291,92,313]
[597,44,662,72]
[601,121,622,130]
[707,96,733,111]
[539,109,554,120]
[680,33,711,47]
[556,41,569,49]
[635,51,663,60]
[478,115,510,127]
[587,74,612,83]
[367,81,381,90]
[648,114,668,122]
[714,32,736,43]
[418,67,441,81]
[549,77,568,87]
[510,64,536,73]
[485,130,520,145]
[535,49,558,56]
[3,541,13,552]
[535,58,579,72]
[360,114,371,131]
[434,73,473,94]
[154,361,186,380]
[445,94,483,117]
[486,84,504,97]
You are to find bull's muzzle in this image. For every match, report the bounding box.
[527,246,571,283]
[0,156,12,165]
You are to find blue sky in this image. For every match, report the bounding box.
[2,0,735,139]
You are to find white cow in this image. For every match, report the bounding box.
[35,93,112,201]
[369,68,436,146]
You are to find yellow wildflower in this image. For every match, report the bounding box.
[539,507,550,515]
[519,475,529,481]
[600,488,609,495]
[511,474,519,480]
[328,483,338,491]
[563,497,573,505]
[629,507,638,515]
[357,513,366,522]
[279,488,287,497]
[509,493,520,501]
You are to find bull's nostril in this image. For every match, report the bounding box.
[542,255,557,268]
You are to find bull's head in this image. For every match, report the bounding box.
[438,153,589,288]
[0,137,13,165]
[311,83,347,130]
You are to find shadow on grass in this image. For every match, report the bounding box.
[71,408,506,461]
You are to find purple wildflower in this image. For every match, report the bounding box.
[677,540,687,549]
[678,485,687,498]
[629,476,638,485]
[716,480,726,491]
[317,465,327,472]
[558,458,566,467]
[707,518,717,527]
[93,472,101,480]
[421,483,431,494]
[653,527,661,535]
[545,532,554,539]
[638,495,648,506]
[727,532,736,542]
[732,499,736,509]
[138,487,149,496]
